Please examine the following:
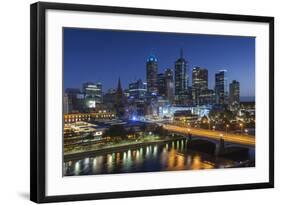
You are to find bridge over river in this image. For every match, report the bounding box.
[162,124,255,147]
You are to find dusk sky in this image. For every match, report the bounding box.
[63,28,255,98]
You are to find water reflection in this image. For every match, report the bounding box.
[64,140,237,176]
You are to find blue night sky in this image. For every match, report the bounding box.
[64,28,255,98]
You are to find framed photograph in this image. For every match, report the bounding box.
[30,2,274,203]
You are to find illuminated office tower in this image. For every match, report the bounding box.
[175,49,189,104]
[215,70,228,104]
[157,73,166,97]
[82,82,102,108]
[146,55,158,95]
[192,66,208,105]
[129,79,147,100]
[164,68,174,103]
[229,80,240,110]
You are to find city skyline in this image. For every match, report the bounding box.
[63,27,256,176]
[64,28,255,99]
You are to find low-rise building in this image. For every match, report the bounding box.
[173,110,199,124]
[64,110,115,123]
[64,121,106,141]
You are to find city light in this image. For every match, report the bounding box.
[63,30,256,176]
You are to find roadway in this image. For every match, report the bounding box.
[162,124,255,147]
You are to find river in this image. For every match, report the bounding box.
[64,139,242,176]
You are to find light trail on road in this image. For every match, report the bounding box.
[163,124,255,146]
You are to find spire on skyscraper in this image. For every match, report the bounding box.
[180,48,183,59]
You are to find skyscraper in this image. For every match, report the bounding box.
[157,73,166,97]
[129,79,147,100]
[146,55,158,95]
[192,66,208,105]
[82,82,102,107]
[65,88,85,112]
[175,49,189,104]
[229,80,240,110]
[164,68,174,103]
[215,70,228,104]
[198,89,215,105]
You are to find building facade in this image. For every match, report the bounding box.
[82,82,102,108]
[192,67,208,105]
[164,68,174,104]
[229,80,240,110]
[103,89,116,110]
[146,55,158,95]
[129,79,147,100]
[173,110,199,125]
[215,70,228,104]
[157,73,166,97]
[64,110,116,123]
[65,88,85,113]
[63,94,69,114]
[174,49,189,104]
[198,89,215,105]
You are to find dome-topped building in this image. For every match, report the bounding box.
[146,55,158,62]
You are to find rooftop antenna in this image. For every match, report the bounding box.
[180,48,183,58]
[150,48,157,56]
[117,77,122,90]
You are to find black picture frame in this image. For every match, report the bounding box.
[30,1,274,203]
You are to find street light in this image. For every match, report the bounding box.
[226,124,229,133]
[219,133,224,139]
[239,123,243,133]
[212,125,216,130]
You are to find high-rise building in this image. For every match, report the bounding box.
[103,89,116,110]
[146,55,158,95]
[198,89,215,105]
[229,80,240,110]
[65,88,85,112]
[215,70,228,104]
[82,82,102,108]
[157,69,174,103]
[129,79,147,100]
[192,67,208,105]
[128,80,147,118]
[63,94,69,114]
[124,89,130,98]
[157,73,166,97]
[175,49,189,104]
[164,68,174,103]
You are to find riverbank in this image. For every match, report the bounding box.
[64,136,186,161]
